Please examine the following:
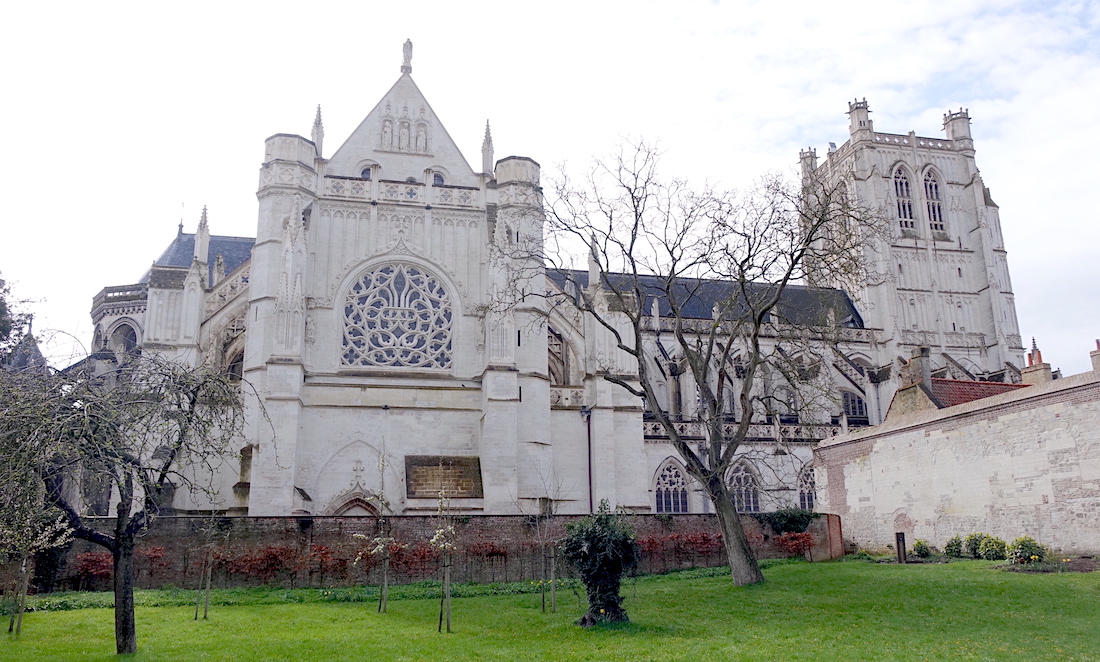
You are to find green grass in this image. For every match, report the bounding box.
[3,560,1097,661]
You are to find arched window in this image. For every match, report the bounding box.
[655,463,689,513]
[894,168,914,229]
[342,263,453,369]
[924,171,944,232]
[433,173,445,186]
[226,351,244,383]
[110,323,139,357]
[548,327,568,385]
[799,467,816,511]
[728,463,760,513]
[360,167,373,180]
[842,391,869,426]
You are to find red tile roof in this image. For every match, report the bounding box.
[929,378,1029,408]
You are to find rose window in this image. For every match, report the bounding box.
[342,263,453,369]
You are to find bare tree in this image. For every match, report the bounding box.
[1,355,246,654]
[503,142,883,586]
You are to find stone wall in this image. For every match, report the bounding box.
[815,368,1100,553]
[46,512,841,592]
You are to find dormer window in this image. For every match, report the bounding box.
[433,173,445,186]
[360,167,372,180]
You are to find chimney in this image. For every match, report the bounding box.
[903,346,933,390]
[1021,338,1053,385]
[1090,339,1100,373]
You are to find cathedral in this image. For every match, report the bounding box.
[87,44,1024,518]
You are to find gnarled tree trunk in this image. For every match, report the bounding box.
[113,536,137,655]
[709,477,764,586]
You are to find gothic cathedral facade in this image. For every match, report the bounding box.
[87,50,1024,518]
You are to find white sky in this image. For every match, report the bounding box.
[2,0,1097,373]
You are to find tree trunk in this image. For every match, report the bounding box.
[711,483,765,586]
[114,538,137,654]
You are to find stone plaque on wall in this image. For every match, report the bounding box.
[405,455,484,498]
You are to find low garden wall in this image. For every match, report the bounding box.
[39,513,841,592]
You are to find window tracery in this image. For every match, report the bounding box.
[548,327,568,385]
[894,168,914,229]
[924,171,944,232]
[342,263,453,369]
[728,462,760,513]
[655,463,689,513]
[798,466,816,511]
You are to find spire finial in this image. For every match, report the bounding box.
[401,39,413,74]
[199,205,208,230]
[481,120,494,175]
[311,104,324,158]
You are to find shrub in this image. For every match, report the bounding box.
[912,539,932,558]
[752,509,818,534]
[75,552,113,580]
[775,532,815,557]
[978,536,1007,561]
[1007,537,1045,564]
[964,533,989,559]
[944,536,963,558]
[559,500,640,626]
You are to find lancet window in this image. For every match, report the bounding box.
[894,168,914,229]
[655,463,690,514]
[924,171,944,232]
[342,263,453,369]
[842,391,869,427]
[548,327,568,385]
[798,466,816,511]
[728,462,760,513]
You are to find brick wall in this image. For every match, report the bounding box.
[46,512,841,592]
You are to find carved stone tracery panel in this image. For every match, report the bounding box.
[342,263,452,369]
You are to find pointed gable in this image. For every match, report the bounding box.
[327,74,479,187]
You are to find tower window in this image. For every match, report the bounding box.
[894,168,914,229]
[433,173,445,186]
[361,167,372,179]
[925,172,944,231]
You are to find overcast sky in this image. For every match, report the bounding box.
[2,0,1097,373]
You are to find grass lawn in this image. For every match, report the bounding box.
[3,560,1097,661]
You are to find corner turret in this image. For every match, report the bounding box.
[847,98,874,141]
[943,107,974,154]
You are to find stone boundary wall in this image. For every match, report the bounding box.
[45,513,841,592]
[815,369,1100,553]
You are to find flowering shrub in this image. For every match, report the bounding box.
[1007,537,1046,564]
[214,545,306,582]
[390,542,440,578]
[944,536,964,558]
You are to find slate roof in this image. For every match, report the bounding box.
[929,378,1029,407]
[140,233,255,284]
[547,269,865,327]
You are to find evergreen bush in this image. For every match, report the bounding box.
[944,536,963,558]
[964,533,989,559]
[912,540,933,558]
[559,501,640,626]
[1007,537,1045,564]
[978,536,1007,561]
